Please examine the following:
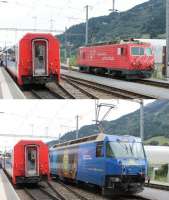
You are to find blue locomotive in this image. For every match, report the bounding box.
[50,134,147,195]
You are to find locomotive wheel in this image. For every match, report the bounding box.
[95,68,106,74]
[79,66,85,71]
[101,187,106,196]
[88,67,95,74]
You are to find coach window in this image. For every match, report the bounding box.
[96,142,104,157]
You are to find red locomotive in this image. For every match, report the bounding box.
[77,40,154,78]
[2,140,50,185]
[5,33,60,86]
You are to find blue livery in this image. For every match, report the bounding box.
[50,134,147,195]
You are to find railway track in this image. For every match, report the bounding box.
[62,66,169,92]
[30,88,62,99]
[60,77,100,99]
[56,181,90,200]
[49,179,152,200]
[16,180,153,200]
[41,181,90,200]
[24,187,60,200]
[120,196,152,200]
[61,75,153,99]
[46,78,100,99]
[135,79,169,89]
[25,84,74,99]
[145,182,169,191]
[46,82,76,99]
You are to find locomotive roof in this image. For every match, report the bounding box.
[81,39,147,48]
[51,134,141,150]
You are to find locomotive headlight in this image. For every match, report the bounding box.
[110,177,121,183]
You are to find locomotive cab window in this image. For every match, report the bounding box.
[96,142,104,157]
[131,47,144,56]
[106,142,115,158]
[117,48,125,56]
[145,48,152,56]
[106,141,145,159]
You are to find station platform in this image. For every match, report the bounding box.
[0,68,25,99]
[145,180,169,191]
[148,180,169,187]
[147,77,169,84]
[0,169,20,200]
[61,69,169,99]
[139,187,169,200]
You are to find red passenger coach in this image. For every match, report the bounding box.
[5,33,60,86]
[77,40,154,78]
[2,140,50,185]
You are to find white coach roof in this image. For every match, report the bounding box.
[145,145,169,165]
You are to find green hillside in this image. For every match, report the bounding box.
[48,100,169,147]
[58,0,166,55]
[145,136,169,145]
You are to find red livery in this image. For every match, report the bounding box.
[2,140,50,185]
[5,33,60,86]
[77,40,154,78]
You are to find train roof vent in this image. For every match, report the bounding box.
[52,133,104,148]
[120,39,146,44]
[82,38,146,47]
[85,41,119,47]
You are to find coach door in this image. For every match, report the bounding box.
[25,146,39,177]
[32,39,48,76]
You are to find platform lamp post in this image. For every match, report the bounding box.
[109,0,115,12]
[140,100,144,142]
[85,5,89,45]
[84,5,92,45]
[126,100,144,141]
[76,115,80,140]
[166,0,169,78]
[132,100,144,142]
[109,0,118,12]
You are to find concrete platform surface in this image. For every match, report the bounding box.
[149,180,169,186]
[0,169,20,200]
[0,68,25,99]
[139,187,169,200]
[61,69,169,99]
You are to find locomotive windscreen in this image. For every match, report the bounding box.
[106,141,145,160]
[131,47,144,56]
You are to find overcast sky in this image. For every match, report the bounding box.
[0,0,148,47]
[0,99,154,151]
